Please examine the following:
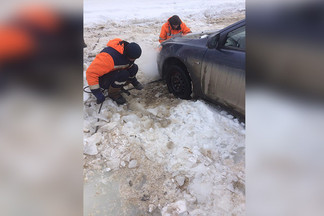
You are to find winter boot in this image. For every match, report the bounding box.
[108,86,126,105]
[131,79,144,90]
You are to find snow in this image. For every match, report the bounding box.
[128,160,138,169]
[83,0,245,215]
[84,133,100,155]
[162,200,187,216]
[84,0,245,27]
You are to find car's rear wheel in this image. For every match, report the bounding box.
[166,65,192,99]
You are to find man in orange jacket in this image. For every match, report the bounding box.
[159,15,192,43]
[86,38,143,105]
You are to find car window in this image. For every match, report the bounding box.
[224,26,245,51]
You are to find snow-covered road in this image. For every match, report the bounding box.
[83,0,245,215]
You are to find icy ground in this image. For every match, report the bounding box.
[83,1,245,215]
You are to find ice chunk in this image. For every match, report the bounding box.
[161,200,187,216]
[120,161,126,167]
[128,160,138,168]
[84,142,98,155]
[175,176,185,186]
[148,204,155,213]
[84,133,101,155]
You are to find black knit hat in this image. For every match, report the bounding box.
[168,15,181,27]
[124,42,142,59]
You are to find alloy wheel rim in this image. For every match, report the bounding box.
[171,71,184,93]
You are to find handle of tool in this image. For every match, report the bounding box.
[94,101,104,133]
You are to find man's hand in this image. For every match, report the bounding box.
[91,88,105,104]
[172,33,182,38]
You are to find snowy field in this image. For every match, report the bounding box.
[83,0,245,215]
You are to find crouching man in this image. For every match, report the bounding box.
[86,38,143,105]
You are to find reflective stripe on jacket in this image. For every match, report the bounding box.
[86,38,133,88]
[159,19,191,43]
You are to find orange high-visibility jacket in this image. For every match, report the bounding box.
[159,18,191,43]
[86,38,133,89]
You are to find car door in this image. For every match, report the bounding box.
[201,23,245,113]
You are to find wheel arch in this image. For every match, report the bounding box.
[162,57,191,82]
[161,56,205,98]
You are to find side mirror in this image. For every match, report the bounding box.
[207,34,220,49]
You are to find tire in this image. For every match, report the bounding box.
[166,65,192,99]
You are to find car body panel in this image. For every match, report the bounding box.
[201,48,245,114]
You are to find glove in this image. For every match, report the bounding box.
[172,33,182,38]
[91,88,105,104]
